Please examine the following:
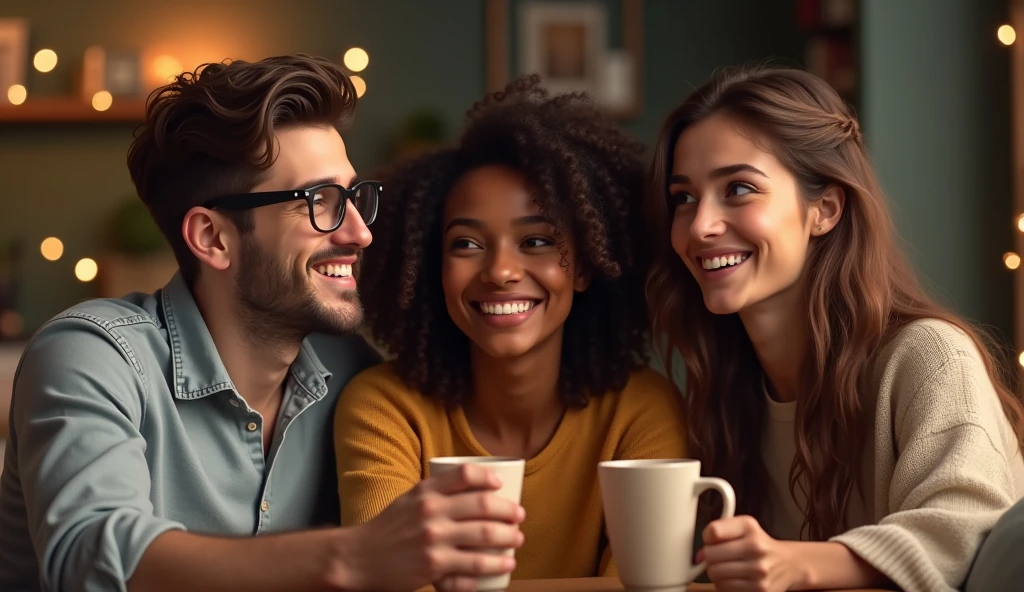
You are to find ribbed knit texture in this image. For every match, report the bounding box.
[333,364,688,580]
[772,318,1024,592]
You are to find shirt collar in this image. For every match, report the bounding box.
[161,272,332,400]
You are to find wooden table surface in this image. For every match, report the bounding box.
[491,577,890,591]
[422,577,892,591]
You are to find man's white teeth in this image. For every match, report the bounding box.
[702,253,749,270]
[479,301,535,315]
[315,263,353,278]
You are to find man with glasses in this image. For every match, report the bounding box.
[0,54,524,592]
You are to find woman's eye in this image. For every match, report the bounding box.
[522,237,553,248]
[451,238,482,250]
[727,182,757,197]
[667,192,695,208]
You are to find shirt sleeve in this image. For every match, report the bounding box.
[333,366,424,525]
[831,333,1022,592]
[10,317,185,591]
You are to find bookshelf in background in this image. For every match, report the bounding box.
[797,0,860,116]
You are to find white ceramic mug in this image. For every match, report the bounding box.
[599,459,736,591]
[427,456,526,591]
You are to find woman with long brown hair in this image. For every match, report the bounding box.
[645,65,1024,592]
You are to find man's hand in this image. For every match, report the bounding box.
[341,463,527,592]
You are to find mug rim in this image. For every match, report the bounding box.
[598,458,700,469]
[429,455,525,466]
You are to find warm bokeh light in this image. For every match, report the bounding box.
[75,258,99,282]
[1019,351,1024,368]
[351,75,366,98]
[999,25,1017,46]
[92,90,113,112]
[0,310,24,339]
[33,49,58,72]
[1017,214,1024,233]
[7,84,26,105]
[1004,252,1021,270]
[151,54,183,82]
[40,237,64,261]
[344,48,369,72]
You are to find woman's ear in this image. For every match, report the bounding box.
[574,268,592,292]
[810,184,845,236]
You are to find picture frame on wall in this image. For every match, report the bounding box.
[486,0,644,119]
[0,18,29,105]
[518,2,607,99]
[78,45,144,102]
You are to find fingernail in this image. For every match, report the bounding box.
[695,550,704,563]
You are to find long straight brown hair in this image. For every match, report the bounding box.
[645,65,1024,540]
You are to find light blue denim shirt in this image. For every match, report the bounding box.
[0,273,380,591]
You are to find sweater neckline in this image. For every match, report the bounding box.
[450,404,581,475]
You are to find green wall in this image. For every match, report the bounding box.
[862,0,1015,346]
[0,0,803,335]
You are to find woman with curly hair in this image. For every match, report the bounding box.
[333,75,687,580]
[645,65,1024,592]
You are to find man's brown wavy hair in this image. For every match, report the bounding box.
[127,53,358,285]
[645,65,1024,539]
[359,75,651,407]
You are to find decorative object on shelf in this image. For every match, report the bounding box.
[0,240,24,343]
[485,0,644,119]
[0,18,29,106]
[392,108,448,161]
[78,45,144,103]
[98,199,177,299]
[110,199,166,256]
[796,0,859,111]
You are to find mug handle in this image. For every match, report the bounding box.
[689,477,736,582]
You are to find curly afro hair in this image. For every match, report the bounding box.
[359,75,651,408]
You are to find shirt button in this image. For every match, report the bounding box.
[261,500,270,512]
[247,422,258,431]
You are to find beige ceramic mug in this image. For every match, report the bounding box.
[598,459,736,591]
[428,456,526,591]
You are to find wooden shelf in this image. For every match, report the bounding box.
[0,97,146,123]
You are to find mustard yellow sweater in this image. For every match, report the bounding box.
[333,363,688,580]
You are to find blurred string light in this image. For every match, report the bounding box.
[33,49,58,72]
[7,84,26,105]
[75,258,98,282]
[344,48,369,72]
[999,24,1017,46]
[40,237,64,261]
[351,75,366,98]
[92,91,112,112]
[151,55,183,83]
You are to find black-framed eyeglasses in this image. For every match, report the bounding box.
[203,180,382,233]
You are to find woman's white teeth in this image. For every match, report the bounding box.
[480,301,534,315]
[315,263,353,278]
[702,253,749,270]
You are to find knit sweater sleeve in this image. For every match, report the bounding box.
[831,320,1022,592]
[333,363,426,526]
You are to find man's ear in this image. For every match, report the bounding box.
[181,206,236,272]
[810,184,845,236]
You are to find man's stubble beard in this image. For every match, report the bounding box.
[234,236,364,352]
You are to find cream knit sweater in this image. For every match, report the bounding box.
[763,319,1024,591]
